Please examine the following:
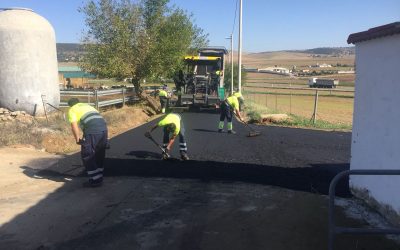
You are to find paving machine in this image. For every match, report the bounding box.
[179,47,228,109]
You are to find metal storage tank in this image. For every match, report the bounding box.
[0,8,59,116]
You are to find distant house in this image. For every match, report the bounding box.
[58,66,96,89]
[258,67,290,75]
[310,63,332,68]
[348,22,400,223]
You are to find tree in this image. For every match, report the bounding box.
[79,0,208,96]
[223,63,247,93]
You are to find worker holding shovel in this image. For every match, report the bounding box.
[67,98,108,187]
[218,94,245,134]
[145,113,189,160]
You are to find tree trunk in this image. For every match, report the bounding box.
[132,78,161,113]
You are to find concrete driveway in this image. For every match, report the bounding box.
[0,112,398,250]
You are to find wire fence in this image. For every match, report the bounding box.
[243,86,354,126]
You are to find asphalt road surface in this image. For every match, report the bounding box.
[1,112,399,250]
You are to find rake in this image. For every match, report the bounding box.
[234,112,261,137]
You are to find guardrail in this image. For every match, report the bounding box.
[328,169,400,250]
[60,88,139,109]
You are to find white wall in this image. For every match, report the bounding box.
[351,34,400,215]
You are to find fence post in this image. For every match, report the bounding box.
[41,94,49,124]
[122,88,126,107]
[311,89,319,124]
[265,93,268,108]
[290,90,292,114]
[275,91,278,111]
[94,90,99,110]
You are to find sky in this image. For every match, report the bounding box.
[1,0,399,52]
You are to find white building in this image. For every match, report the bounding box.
[258,67,290,75]
[348,22,400,223]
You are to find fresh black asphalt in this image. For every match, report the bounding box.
[56,111,352,196]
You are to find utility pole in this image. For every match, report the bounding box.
[226,34,234,95]
[238,0,243,93]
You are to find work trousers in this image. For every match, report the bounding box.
[160,97,168,113]
[163,121,187,154]
[81,130,108,183]
[218,101,233,131]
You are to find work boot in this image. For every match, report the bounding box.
[82,179,103,188]
[181,153,189,161]
[228,130,236,134]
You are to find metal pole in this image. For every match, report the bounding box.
[122,88,126,107]
[312,89,319,124]
[231,34,234,95]
[237,0,242,93]
[94,90,99,110]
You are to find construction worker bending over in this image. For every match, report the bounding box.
[146,113,189,160]
[218,95,244,134]
[233,91,245,111]
[68,98,108,187]
[158,86,169,113]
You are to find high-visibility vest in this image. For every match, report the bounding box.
[159,90,168,97]
[68,103,106,133]
[157,113,181,135]
[226,96,239,110]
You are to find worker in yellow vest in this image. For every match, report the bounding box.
[233,91,245,111]
[146,113,189,160]
[218,95,244,134]
[67,98,108,187]
[158,86,169,113]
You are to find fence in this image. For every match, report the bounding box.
[59,88,139,109]
[243,85,355,126]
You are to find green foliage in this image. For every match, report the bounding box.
[79,0,208,92]
[223,63,247,92]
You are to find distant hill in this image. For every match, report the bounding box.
[56,43,356,63]
[288,47,355,55]
[56,43,83,62]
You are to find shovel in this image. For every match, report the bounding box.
[145,132,171,159]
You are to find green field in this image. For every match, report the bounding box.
[243,86,354,126]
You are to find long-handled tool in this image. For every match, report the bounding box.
[145,132,171,159]
[234,113,261,137]
[242,120,261,137]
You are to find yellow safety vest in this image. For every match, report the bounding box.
[226,96,239,110]
[159,90,168,97]
[68,103,106,133]
[157,113,181,135]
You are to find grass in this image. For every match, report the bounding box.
[244,95,352,131]
[243,90,354,125]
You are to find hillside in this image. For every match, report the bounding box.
[56,43,355,68]
[56,43,83,62]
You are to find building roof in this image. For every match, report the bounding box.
[63,72,96,79]
[348,22,400,44]
[58,66,82,72]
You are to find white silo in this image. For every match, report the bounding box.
[0,8,59,116]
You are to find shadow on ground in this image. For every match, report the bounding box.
[27,151,350,197]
